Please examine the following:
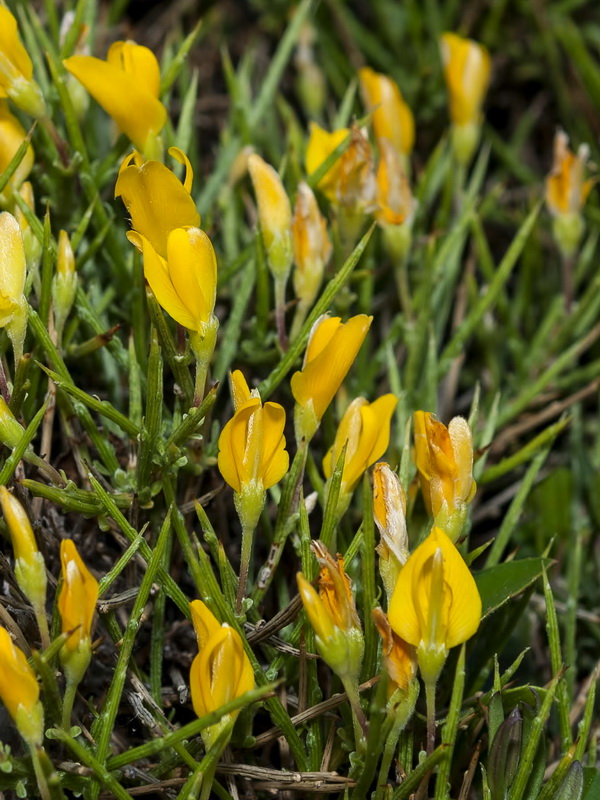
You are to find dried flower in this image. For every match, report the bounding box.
[373,463,408,601]
[372,607,416,695]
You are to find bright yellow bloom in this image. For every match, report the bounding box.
[414,411,476,539]
[218,371,288,517]
[0,626,43,746]
[134,226,218,340]
[373,463,408,601]
[306,122,376,212]
[359,67,415,159]
[115,147,200,259]
[440,33,491,164]
[58,539,98,655]
[372,607,416,694]
[64,40,167,158]
[297,541,363,681]
[0,7,46,118]
[0,486,46,619]
[291,313,372,443]
[291,181,331,336]
[189,599,254,749]
[323,394,397,496]
[0,211,28,364]
[0,101,34,206]
[389,526,481,684]
[247,153,293,281]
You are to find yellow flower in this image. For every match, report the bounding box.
[291,313,372,443]
[291,181,331,337]
[372,607,416,695]
[359,67,415,159]
[413,411,476,539]
[115,147,200,259]
[373,463,408,601]
[389,526,481,684]
[323,394,397,496]
[0,7,46,118]
[306,122,376,212]
[440,32,491,164]
[189,600,254,749]
[0,101,34,206]
[0,486,46,624]
[134,226,217,339]
[58,539,98,657]
[545,130,594,258]
[64,40,167,158]
[218,370,288,533]
[247,153,293,281]
[297,541,363,681]
[0,210,28,364]
[375,139,416,228]
[0,626,43,746]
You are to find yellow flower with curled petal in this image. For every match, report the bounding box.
[545,129,595,259]
[414,411,476,540]
[359,67,415,160]
[440,32,491,165]
[64,40,167,158]
[0,7,45,118]
[389,526,481,686]
[291,314,372,443]
[0,211,28,365]
[322,394,397,518]
[0,101,34,207]
[373,463,408,602]
[0,487,48,647]
[189,599,254,751]
[0,626,44,747]
[297,541,363,683]
[115,147,200,259]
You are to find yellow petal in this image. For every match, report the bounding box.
[440,33,491,126]
[0,487,37,566]
[448,416,474,504]
[63,54,167,152]
[359,67,415,157]
[0,626,39,721]
[168,146,194,194]
[166,227,217,331]
[0,7,33,88]
[139,235,197,330]
[58,539,99,651]
[297,571,336,642]
[0,211,26,302]
[217,414,242,493]
[305,122,349,199]
[260,401,289,489]
[190,599,221,651]
[230,370,252,411]
[0,102,34,199]
[115,155,200,258]
[107,41,160,98]
[247,154,292,250]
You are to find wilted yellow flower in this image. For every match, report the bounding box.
[373,463,408,601]
[53,230,78,341]
[297,541,363,682]
[0,210,28,364]
[440,32,491,165]
[0,487,48,646]
[291,313,372,443]
[389,526,481,685]
[0,626,43,747]
[291,181,331,338]
[359,67,415,160]
[372,607,416,695]
[58,539,98,657]
[323,394,397,516]
[247,154,293,281]
[64,40,167,158]
[0,7,46,118]
[545,130,594,259]
[306,122,376,212]
[414,411,476,540]
[375,139,417,229]
[115,147,200,259]
[0,101,34,207]
[189,599,254,750]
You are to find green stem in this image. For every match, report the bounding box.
[62,673,78,730]
[33,601,51,651]
[30,746,51,800]
[236,517,256,614]
[342,676,367,753]
[191,319,219,407]
[425,678,437,756]
[274,274,289,351]
[375,681,420,800]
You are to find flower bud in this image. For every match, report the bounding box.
[0,626,44,747]
[58,540,98,685]
[373,463,408,600]
[52,230,78,338]
[0,396,25,449]
[0,211,29,364]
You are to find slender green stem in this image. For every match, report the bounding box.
[33,601,51,651]
[236,517,256,613]
[425,678,436,756]
[274,274,289,351]
[191,319,219,406]
[376,681,420,800]
[62,674,78,730]
[341,676,367,753]
[30,746,51,800]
